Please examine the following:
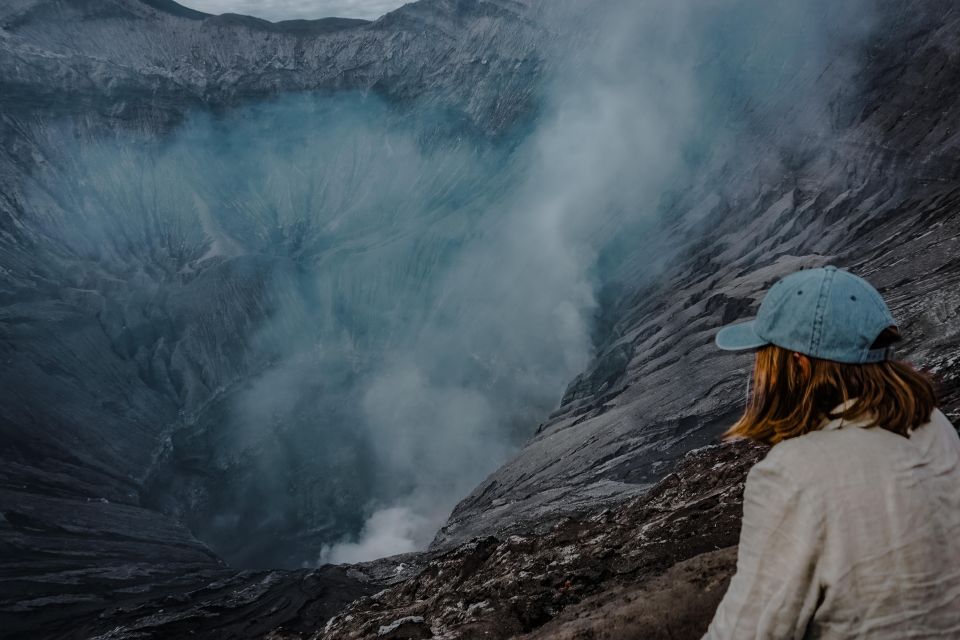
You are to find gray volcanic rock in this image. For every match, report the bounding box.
[11,563,377,640]
[0,0,546,134]
[318,441,767,639]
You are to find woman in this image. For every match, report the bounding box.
[703,266,960,639]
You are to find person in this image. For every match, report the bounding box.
[702,265,960,639]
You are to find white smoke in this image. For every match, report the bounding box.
[317,0,702,563]
[26,0,877,568]
[318,0,876,564]
[318,506,433,564]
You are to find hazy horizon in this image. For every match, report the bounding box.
[177,0,407,21]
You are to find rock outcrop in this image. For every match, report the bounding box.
[0,0,546,134]
[319,441,766,639]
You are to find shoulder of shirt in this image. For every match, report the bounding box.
[750,430,835,485]
[929,407,956,431]
[751,407,958,483]
[921,407,959,441]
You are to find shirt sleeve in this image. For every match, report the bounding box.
[703,454,825,640]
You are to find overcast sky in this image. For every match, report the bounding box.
[178,0,409,21]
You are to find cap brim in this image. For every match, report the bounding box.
[715,320,768,351]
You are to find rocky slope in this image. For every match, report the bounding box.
[2,1,960,639]
[318,441,768,640]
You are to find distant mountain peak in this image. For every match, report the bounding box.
[138,0,210,20]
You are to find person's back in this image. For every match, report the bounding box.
[738,409,960,638]
[702,266,960,639]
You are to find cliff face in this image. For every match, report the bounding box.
[2,1,960,639]
[0,0,545,133]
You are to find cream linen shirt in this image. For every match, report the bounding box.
[704,406,960,639]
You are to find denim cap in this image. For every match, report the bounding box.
[715,266,897,363]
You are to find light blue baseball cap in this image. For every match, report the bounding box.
[715,266,898,363]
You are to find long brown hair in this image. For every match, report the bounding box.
[727,329,937,444]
